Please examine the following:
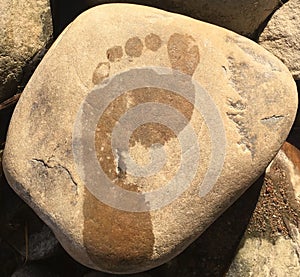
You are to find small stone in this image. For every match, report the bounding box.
[0,0,53,102]
[259,0,300,80]
[227,142,300,276]
[3,4,298,274]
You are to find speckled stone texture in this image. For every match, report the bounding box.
[3,4,298,274]
[0,0,52,102]
[227,142,300,277]
[259,0,300,80]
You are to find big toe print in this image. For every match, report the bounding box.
[167,33,200,76]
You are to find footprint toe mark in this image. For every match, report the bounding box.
[92,62,110,85]
[125,37,144,58]
[106,46,123,62]
[145,33,162,52]
[167,33,200,76]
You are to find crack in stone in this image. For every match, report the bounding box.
[31,158,78,193]
[261,115,285,123]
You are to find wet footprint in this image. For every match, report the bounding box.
[92,32,202,172]
[92,32,200,85]
[92,32,203,194]
[167,33,200,76]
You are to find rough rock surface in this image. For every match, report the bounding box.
[83,0,281,38]
[227,237,300,276]
[3,4,298,274]
[259,0,300,80]
[227,142,300,276]
[0,0,52,102]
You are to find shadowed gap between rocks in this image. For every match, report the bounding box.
[253,0,288,41]
[50,0,283,41]
[49,1,166,38]
[287,80,300,149]
[49,0,86,38]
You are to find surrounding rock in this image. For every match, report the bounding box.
[20,225,62,261]
[0,0,53,102]
[227,142,300,276]
[259,0,300,80]
[227,237,300,276]
[12,264,59,277]
[82,0,281,38]
[3,4,298,274]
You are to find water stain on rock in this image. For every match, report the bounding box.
[84,32,202,271]
[92,62,110,85]
[82,186,155,273]
[167,33,200,76]
[125,37,144,58]
[92,87,192,190]
[145,33,162,52]
[106,46,123,62]
[92,32,201,87]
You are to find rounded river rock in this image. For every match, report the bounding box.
[3,4,298,274]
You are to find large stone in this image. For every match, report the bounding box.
[3,4,298,274]
[259,0,300,80]
[83,0,281,38]
[0,0,52,102]
[227,142,300,276]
